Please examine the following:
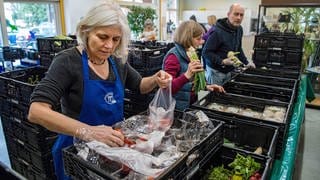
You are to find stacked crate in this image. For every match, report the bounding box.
[37,37,78,68]
[124,41,170,118]
[0,67,58,179]
[252,32,304,71]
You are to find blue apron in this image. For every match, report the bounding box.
[52,51,124,179]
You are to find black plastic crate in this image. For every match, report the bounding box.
[1,46,26,61]
[39,51,55,68]
[37,37,77,53]
[10,156,55,180]
[124,89,154,102]
[1,115,57,153]
[0,66,47,105]
[134,67,161,77]
[63,111,223,179]
[5,134,54,175]
[253,49,303,70]
[185,109,278,158]
[124,99,149,116]
[128,46,167,70]
[0,97,52,132]
[231,73,297,89]
[191,92,292,159]
[254,33,304,50]
[244,68,300,80]
[193,146,271,180]
[223,81,294,103]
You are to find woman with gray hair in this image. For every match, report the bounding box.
[28,1,171,179]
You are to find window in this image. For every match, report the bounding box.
[1,0,61,48]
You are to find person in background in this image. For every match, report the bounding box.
[162,20,225,111]
[27,1,171,179]
[202,3,255,85]
[140,18,157,41]
[203,15,217,41]
[205,15,217,31]
[189,14,207,34]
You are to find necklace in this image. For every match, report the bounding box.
[88,57,106,65]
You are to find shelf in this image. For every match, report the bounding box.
[306,94,320,109]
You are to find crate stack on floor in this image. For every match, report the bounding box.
[124,41,169,118]
[0,37,78,180]
[187,32,304,179]
[0,67,57,179]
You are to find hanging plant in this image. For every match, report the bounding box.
[127,6,157,38]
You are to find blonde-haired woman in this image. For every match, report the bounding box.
[203,15,217,41]
[162,20,224,111]
[28,1,171,179]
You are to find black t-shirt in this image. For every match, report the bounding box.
[30,47,142,120]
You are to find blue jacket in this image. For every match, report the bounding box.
[202,18,248,73]
[162,44,193,111]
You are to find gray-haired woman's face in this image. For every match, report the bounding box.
[86,25,122,61]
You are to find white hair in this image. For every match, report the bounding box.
[76,0,131,63]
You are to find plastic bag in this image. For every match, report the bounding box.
[148,81,176,131]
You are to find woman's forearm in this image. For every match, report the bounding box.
[28,102,90,138]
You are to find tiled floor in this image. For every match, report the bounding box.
[298,108,320,180]
[0,108,319,178]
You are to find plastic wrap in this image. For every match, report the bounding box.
[270,75,307,180]
[149,80,176,131]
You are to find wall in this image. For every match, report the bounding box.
[63,0,98,35]
[179,0,261,36]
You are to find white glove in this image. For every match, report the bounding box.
[222,58,234,66]
[246,61,256,69]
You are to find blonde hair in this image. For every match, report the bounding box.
[207,15,217,26]
[173,20,204,49]
[76,1,131,63]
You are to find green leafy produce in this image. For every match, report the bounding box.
[229,154,261,180]
[208,165,232,180]
[27,75,40,85]
[186,47,206,93]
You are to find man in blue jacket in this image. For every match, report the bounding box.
[202,3,255,85]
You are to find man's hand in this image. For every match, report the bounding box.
[222,58,234,66]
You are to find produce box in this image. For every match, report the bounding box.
[1,114,57,153]
[37,37,77,53]
[0,66,48,105]
[63,110,224,179]
[10,155,56,180]
[231,73,297,89]
[223,81,294,103]
[243,68,300,80]
[254,32,304,50]
[127,44,167,77]
[193,146,272,180]
[193,110,279,158]
[253,49,302,71]
[191,92,292,159]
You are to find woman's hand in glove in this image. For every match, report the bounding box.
[184,60,204,80]
[77,125,125,147]
[154,70,172,89]
[246,62,256,69]
[206,84,226,93]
